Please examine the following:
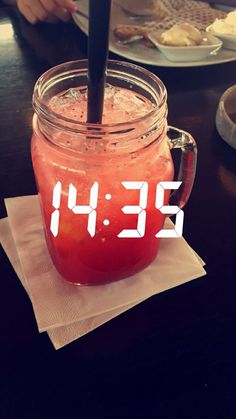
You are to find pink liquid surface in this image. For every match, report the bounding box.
[32,86,174,285]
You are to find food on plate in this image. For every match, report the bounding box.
[208,10,236,36]
[160,23,203,46]
[117,0,169,19]
[114,23,150,42]
[114,0,226,47]
[114,23,156,47]
[148,28,222,62]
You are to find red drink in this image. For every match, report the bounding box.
[31,60,196,285]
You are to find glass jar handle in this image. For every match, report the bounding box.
[167,126,197,209]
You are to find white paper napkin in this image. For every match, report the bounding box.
[0,195,206,349]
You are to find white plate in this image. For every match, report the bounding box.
[73,0,236,68]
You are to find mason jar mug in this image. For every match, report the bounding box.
[31,60,197,285]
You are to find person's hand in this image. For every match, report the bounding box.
[17,0,77,24]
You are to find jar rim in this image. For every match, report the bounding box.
[33,59,167,133]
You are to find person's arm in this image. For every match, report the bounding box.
[3,0,78,23]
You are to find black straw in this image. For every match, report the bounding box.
[87,0,112,124]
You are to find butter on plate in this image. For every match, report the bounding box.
[160,23,203,46]
[208,10,236,36]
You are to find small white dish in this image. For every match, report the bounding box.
[216,85,236,149]
[206,26,236,50]
[148,32,222,62]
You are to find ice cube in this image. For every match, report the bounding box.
[113,88,150,118]
[104,84,116,100]
[63,88,81,100]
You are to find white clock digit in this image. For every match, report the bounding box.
[68,182,98,237]
[50,181,62,237]
[117,181,148,238]
[155,181,184,238]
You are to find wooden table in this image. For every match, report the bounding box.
[1,5,236,419]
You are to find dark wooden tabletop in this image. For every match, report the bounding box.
[1,5,236,419]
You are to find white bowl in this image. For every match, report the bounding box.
[216,85,236,149]
[206,26,236,50]
[148,32,222,62]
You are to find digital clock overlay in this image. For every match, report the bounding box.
[50,181,184,239]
